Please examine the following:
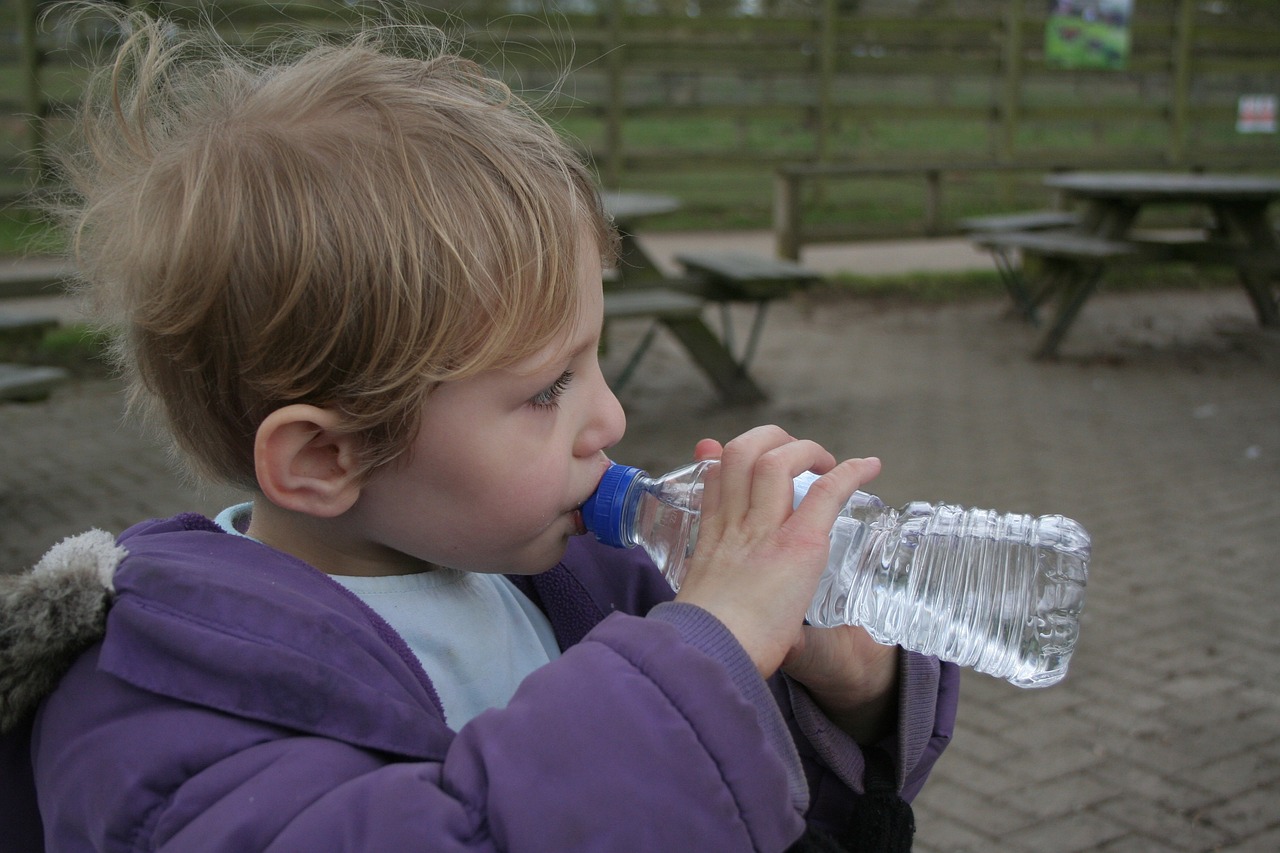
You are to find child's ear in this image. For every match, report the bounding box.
[254,405,363,517]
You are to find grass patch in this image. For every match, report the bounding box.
[0,323,113,378]
[0,206,66,256]
[821,269,1007,302]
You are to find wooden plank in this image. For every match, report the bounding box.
[601,287,765,405]
[675,251,819,301]
[0,315,59,336]
[0,363,69,403]
[676,251,816,282]
[0,268,72,300]
[959,210,1081,233]
[971,231,1145,260]
[657,316,766,405]
[603,289,703,321]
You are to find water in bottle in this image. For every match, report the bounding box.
[582,460,1089,688]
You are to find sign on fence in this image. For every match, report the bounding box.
[1236,95,1277,134]
[1045,0,1134,71]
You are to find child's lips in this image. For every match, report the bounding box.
[571,508,587,536]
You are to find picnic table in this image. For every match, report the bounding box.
[969,172,1280,358]
[601,191,819,404]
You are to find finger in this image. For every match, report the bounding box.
[745,438,839,522]
[714,425,794,520]
[693,438,726,520]
[692,438,723,462]
[786,456,881,536]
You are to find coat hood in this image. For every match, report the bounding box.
[0,529,125,733]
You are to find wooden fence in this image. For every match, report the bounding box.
[5,0,1279,230]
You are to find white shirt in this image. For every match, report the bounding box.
[214,504,561,727]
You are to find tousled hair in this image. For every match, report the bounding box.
[56,5,615,489]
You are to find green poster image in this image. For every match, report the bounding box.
[1045,1,1133,70]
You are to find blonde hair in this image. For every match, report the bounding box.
[57,6,615,489]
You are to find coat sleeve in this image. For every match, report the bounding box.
[32,613,810,853]
[549,537,960,834]
[778,655,960,834]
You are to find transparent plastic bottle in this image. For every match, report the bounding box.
[582,460,1089,687]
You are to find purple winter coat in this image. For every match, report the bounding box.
[0,513,957,851]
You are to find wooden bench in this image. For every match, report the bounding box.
[604,288,704,322]
[970,230,1167,357]
[674,251,820,372]
[0,363,71,402]
[602,285,768,403]
[959,210,1082,234]
[971,230,1144,260]
[0,316,71,402]
[675,251,821,301]
[603,288,703,391]
[0,314,61,339]
[970,230,1148,324]
[599,251,818,404]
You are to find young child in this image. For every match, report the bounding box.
[0,8,956,851]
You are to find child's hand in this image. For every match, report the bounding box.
[672,426,881,681]
[782,625,900,744]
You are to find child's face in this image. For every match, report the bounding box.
[347,232,626,576]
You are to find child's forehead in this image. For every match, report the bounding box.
[506,303,597,378]
[504,269,602,379]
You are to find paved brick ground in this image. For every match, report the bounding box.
[3,244,1278,851]
[608,286,1280,853]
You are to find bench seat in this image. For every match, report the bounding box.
[969,230,1160,339]
[971,230,1144,260]
[959,210,1081,233]
[0,363,70,403]
[0,315,61,338]
[674,251,820,301]
[603,288,703,321]
[600,252,818,405]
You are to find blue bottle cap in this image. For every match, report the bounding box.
[582,463,643,547]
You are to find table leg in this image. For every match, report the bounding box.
[1081,199,1140,239]
[1026,199,1140,357]
[614,232,668,284]
[1034,262,1106,360]
[660,315,767,405]
[988,246,1040,322]
[1212,202,1280,327]
[610,323,661,392]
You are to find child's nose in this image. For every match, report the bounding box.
[577,377,626,457]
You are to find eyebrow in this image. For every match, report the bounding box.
[509,325,595,381]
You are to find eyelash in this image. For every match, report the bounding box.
[530,370,574,410]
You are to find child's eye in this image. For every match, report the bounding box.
[529,370,574,409]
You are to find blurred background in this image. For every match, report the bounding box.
[5,0,1279,248]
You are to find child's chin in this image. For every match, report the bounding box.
[506,540,572,577]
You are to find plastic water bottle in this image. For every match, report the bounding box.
[582,460,1089,688]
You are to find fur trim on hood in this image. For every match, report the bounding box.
[1,530,125,733]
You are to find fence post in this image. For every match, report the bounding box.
[924,168,942,235]
[816,0,836,165]
[1170,0,1195,165]
[994,0,1026,207]
[774,169,802,260]
[17,0,44,190]
[602,0,625,187]
[998,0,1025,165]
